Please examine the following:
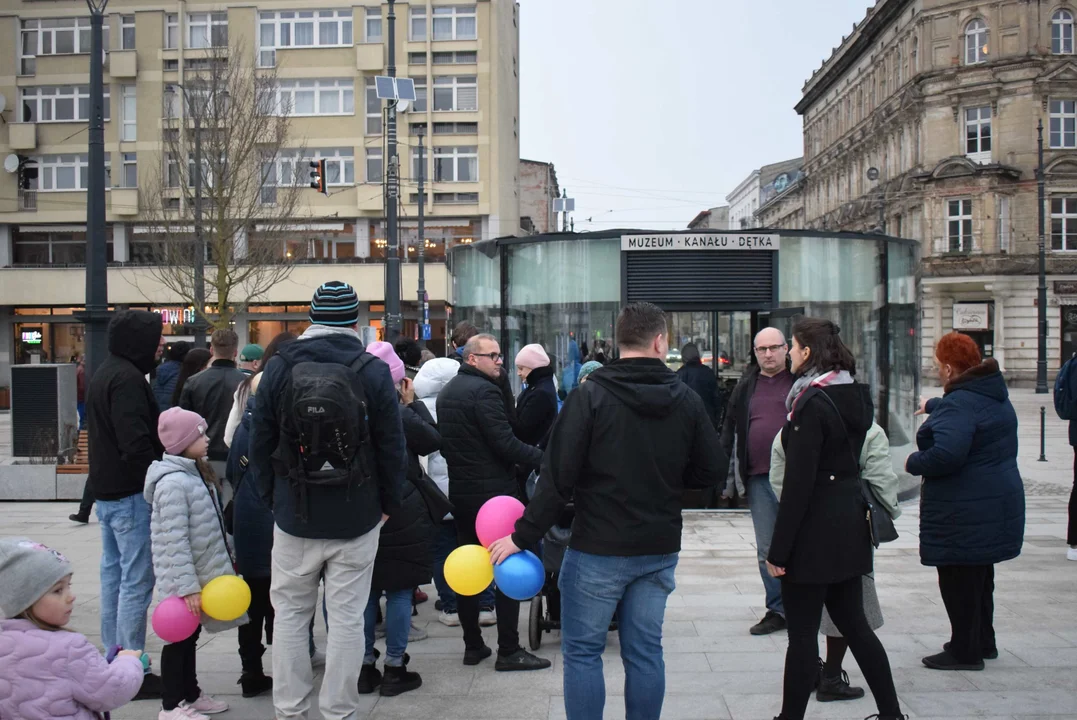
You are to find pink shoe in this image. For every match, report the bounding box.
[158,709,197,720]
[184,693,228,715]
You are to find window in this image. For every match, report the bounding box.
[121,85,136,141]
[21,86,109,123]
[1051,99,1077,148]
[1055,10,1075,54]
[964,106,991,160]
[365,77,382,134]
[258,11,353,67]
[274,79,354,117]
[20,18,106,73]
[188,12,228,49]
[410,148,427,180]
[121,15,135,49]
[433,121,477,134]
[433,75,477,111]
[408,52,428,65]
[410,7,427,40]
[166,14,178,49]
[272,148,354,187]
[365,7,382,42]
[1052,197,1077,250]
[432,6,477,41]
[434,191,478,204]
[163,87,179,119]
[947,199,973,253]
[121,152,137,187]
[433,50,477,64]
[413,77,427,111]
[433,146,477,182]
[965,19,988,65]
[164,59,179,71]
[29,154,90,192]
[367,147,383,182]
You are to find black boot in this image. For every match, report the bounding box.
[944,641,998,660]
[69,513,89,524]
[238,672,273,698]
[922,650,984,671]
[816,670,865,702]
[380,663,422,697]
[357,662,382,694]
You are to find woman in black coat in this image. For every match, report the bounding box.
[514,343,558,447]
[676,343,721,429]
[766,317,904,720]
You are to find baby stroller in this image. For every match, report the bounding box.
[525,473,617,650]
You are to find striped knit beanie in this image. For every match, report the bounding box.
[309,281,360,326]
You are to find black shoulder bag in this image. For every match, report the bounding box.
[811,389,899,548]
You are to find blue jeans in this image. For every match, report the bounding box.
[559,549,678,720]
[97,494,155,657]
[432,521,494,613]
[364,589,411,666]
[747,474,784,617]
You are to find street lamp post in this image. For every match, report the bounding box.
[1037,120,1049,393]
[168,82,208,349]
[81,0,110,380]
[417,130,428,345]
[383,0,402,341]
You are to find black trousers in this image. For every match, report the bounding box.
[937,564,996,663]
[781,577,901,720]
[162,625,202,711]
[238,577,274,674]
[1069,451,1077,546]
[77,479,93,517]
[455,511,520,655]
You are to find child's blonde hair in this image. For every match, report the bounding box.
[17,606,69,632]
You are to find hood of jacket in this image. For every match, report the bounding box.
[108,310,163,375]
[587,358,690,418]
[143,454,201,503]
[813,382,875,439]
[275,327,366,368]
[943,358,1008,402]
[414,357,460,400]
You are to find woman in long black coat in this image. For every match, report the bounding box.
[766,317,904,720]
[514,343,558,447]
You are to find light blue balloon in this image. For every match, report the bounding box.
[494,550,545,601]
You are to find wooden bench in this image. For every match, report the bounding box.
[57,431,89,475]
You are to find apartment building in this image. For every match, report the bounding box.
[0,0,520,385]
[797,0,1077,383]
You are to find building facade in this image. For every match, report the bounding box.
[0,0,521,385]
[518,158,558,234]
[725,157,803,229]
[798,0,1077,383]
[687,205,730,230]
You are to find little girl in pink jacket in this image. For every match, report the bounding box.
[0,537,144,720]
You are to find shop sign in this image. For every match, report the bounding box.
[953,302,990,330]
[155,307,197,325]
[20,330,43,344]
[1055,281,1077,295]
[621,233,780,251]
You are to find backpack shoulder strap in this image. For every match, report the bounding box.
[350,352,377,374]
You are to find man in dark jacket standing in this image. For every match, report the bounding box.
[491,302,727,720]
[180,328,246,479]
[152,341,190,411]
[86,310,165,699]
[720,326,793,636]
[676,343,721,429]
[250,281,407,720]
[437,333,549,672]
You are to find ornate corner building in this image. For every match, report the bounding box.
[798,0,1077,383]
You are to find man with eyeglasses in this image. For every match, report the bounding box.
[436,334,549,672]
[720,326,793,636]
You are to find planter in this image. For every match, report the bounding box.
[0,461,58,500]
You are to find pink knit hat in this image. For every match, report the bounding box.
[158,407,208,456]
[515,344,550,369]
[367,341,406,385]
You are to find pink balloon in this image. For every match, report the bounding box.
[152,596,200,643]
[476,495,526,548]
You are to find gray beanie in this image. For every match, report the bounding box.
[0,537,73,618]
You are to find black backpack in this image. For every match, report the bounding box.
[274,354,376,519]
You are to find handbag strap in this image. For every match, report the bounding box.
[803,388,869,496]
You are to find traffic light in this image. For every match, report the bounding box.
[309,159,327,196]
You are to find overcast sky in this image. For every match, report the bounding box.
[518,0,875,231]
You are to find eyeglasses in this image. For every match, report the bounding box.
[754,344,787,355]
[471,352,503,362]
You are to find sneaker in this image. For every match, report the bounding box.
[238,672,272,699]
[176,705,210,720]
[816,670,865,702]
[479,608,497,627]
[922,650,984,671]
[134,673,163,701]
[944,641,998,660]
[414,588,429,604]
[438,610,460,627]
[69,513,89,524]
[463,644,493,666]
[185,694,228,715]
[495,648,552,672]
[749,611,786,636]
[380,663,423,696]
[310,649,326,669]
[158,709,198,720]
[409,622,428,642]
[1068,546,1077,561]
[357,662,382,694]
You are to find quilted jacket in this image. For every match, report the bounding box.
[0,619,144,720]
[144,454,248,634]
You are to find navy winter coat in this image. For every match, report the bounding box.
[227,395,273,579]
[153,360,181,411]
[515,365,558,447]
[906,359,1025,567]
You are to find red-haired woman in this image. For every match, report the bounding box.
[907,332,1025,671]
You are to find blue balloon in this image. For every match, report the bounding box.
[494,550,545,601]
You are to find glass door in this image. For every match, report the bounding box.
[666,312,715,371]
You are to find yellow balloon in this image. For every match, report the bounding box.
[201,575,251,621]
[444,544,494,596]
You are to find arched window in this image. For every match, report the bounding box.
[1053,9,1074,54]
[965,19,988,64]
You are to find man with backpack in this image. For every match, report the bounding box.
[250,281,407,720]
[1053,352,1077,561]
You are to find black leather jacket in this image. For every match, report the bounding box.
[179,360,246,461]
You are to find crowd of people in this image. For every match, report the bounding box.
[0,284,1029,720]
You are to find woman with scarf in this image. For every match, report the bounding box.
[765,317,904,720]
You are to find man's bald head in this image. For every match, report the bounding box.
[754,327,786,347]
[753,326,789,377]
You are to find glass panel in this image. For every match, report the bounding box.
[294,21,314,45]
[320,89,340,114]
[432,17,452,40]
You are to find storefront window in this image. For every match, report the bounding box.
[12,230,112,265]
[14,322,85,364]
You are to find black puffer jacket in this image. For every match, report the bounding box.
[437,364,544,514]
[372,403,439,591]
[179,360,246,462]
[87,311,165,501]
[515,365,558,447]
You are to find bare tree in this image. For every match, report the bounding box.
[133,40,309,329]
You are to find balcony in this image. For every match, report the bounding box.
[110,188,139,216]
[18,190,37,212]
[9,124,37,150]
[356,43,385,71]
[109,50,137,78]
[933,237,974,256]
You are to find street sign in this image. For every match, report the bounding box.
[421,324,432,341]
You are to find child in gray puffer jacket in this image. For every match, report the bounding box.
[146,407,248,720]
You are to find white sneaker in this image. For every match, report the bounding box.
[438,611,460,627]
[1067,546,1077,561]
[158,709,195,720]
[184,693,228,715]
[479,609,497,627]
[409,622,428,642]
